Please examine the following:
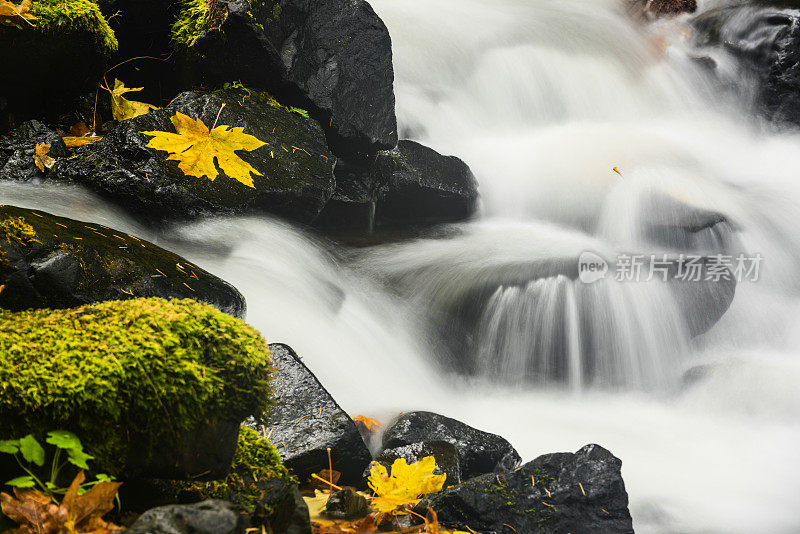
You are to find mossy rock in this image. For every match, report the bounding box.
[55,89,336,224]
[0,205,245,316]
[0,297,273,479]
[0,0,117,124]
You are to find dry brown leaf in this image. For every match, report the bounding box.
[34,142,55,172]
[309,469,342,491]
[70,122,91,137]
[0,0,36,27]
[353,415,382,432]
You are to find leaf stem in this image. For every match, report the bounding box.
[211,103,227,130]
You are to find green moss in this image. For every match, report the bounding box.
[30,0,117,53]
[0,297,273,474]
[172,0,227,47]
[181,426,294,514]
[0,216,36,268]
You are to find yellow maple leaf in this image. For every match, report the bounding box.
[353,415,382,432]
[33,142,55,172]
[109,79,158,122]
[0,0,36,27]
[142,111,267,188]
[367,456,446,514]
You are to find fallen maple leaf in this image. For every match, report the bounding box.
[63,136,103,148]
[0,0,36,27]
[142,110,266,188]
[34,142,55,172]
[107,79,158,122]
[353,415,382,432]
[0,471,122,534]
[368,456,446,514]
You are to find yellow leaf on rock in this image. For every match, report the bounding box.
[143,111,267,188]
[353,415,382,432]
[63,136,103,148]
[110,79,158,122]
[367,456,446,514]
[0,0,36,27]
[33,142,55,172]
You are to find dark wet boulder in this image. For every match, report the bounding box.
[55,89,336,224]
[366,441,462,488]
[173,0,397,158]
[382,412,520,480]
[126,500,245,534]
[373,140,478,226]
[325,487,369,519]
[0,205,245,316]
[692,3,800,126]
[258,344,372,487]
[260,478,313,534]
[0,121,67,182]
[0,0,117,126]
[419,444,634,534]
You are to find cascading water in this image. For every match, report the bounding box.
[3,0,800,532]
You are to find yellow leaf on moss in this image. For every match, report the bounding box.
[33,142,54,172]
[367,456,446,514]
[142,111,266,188]
[110,79,158,122]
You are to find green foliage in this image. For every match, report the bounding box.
[0,297,274,474]
[172,0,225,47]
[289,107,310,118]
[30,0,118,53]
[181,426,293,514]
[0,431,113,503]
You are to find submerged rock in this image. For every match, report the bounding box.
[0,205,245,316]
[126,500,244,534]
[382,412,520,480]
[625,0,697,20]
[0,121,68,182]
[55,89,335,224]
[366,440,462,488]
[259,344,372,487]
[174,0,397,158]
[420,444,634,534]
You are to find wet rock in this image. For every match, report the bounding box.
[259,344,372,487]
[325,487,368,519]
[626,0,697,20]
[0,121,67,182]
[0,0,116,125]
[366,441,461,488]
[373,141,479,226]
[260,478,313,534]
[419,444,634,534]
[0,205,245,316]
[175,0,397,158]
[126,500,244,534]
[382,412,520,480]
[55,90,336,224]
[692,3,800,126]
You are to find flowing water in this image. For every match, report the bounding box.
[3,0,800,532]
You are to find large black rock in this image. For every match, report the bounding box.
[382,412,520,480]
[420,444,634,534]
[0,121,68,182]
[174,0,397,158]
[693,2,800,126]
[0,205,245,316]
[126,500,244,534]
[55,89,336,224]
[260,478,313,534]
[259,344,372,487]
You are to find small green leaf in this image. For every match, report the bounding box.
[95,474,114,482]
[0,440,19,454]
[46,430,82,452]
[18,435,45,467]
[67,448,94,470]
[5,476,35,488]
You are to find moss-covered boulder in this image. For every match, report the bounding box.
[0,0,117,126]
[55,89,336,223]
[170,0,397,159]
[0,297,273,479]
[0,205,245,316]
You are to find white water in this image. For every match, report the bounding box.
[4,0,800,532]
